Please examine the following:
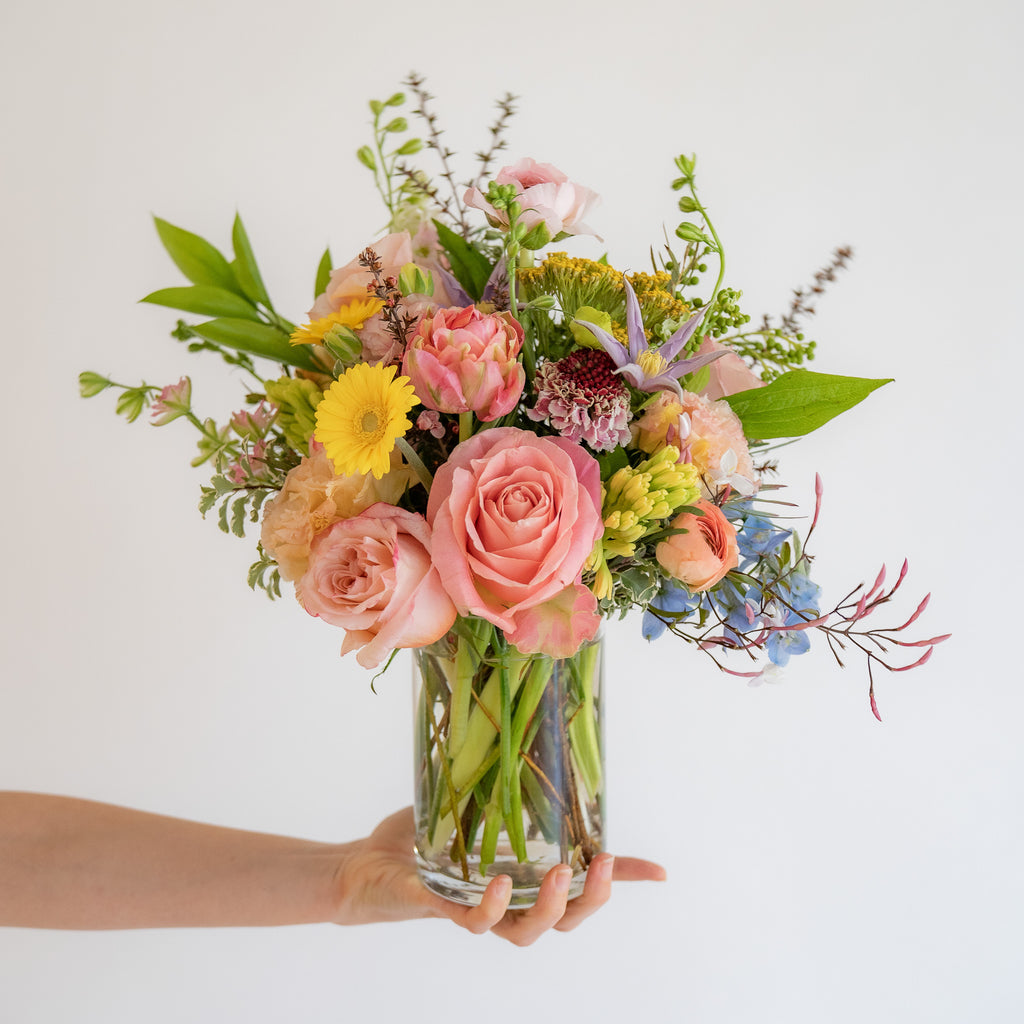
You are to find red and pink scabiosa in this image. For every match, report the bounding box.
[527,347,632,452]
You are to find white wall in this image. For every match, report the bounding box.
[2,0,1021,1020]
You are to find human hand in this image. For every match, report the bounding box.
[331,807,666,945]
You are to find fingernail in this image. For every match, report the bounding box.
[555,866,572,891]
[597,854,615,880]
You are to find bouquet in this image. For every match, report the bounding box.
[81,76,946,905]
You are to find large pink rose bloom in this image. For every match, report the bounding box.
[464,158,600,242]
[297,504,457,669]
[402,305,525,421]
[427,427,603,658]
[656,500,739,593]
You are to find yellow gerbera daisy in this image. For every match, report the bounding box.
[314,362,419,479]
[289,297,386,346]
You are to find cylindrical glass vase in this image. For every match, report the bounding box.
[413,620,604,908]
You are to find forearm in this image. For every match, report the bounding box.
[0,792,350,929]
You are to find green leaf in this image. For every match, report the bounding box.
[432,219,492,300]
[231,213,272,309]
[198,487,218,516]
[115,388,147,423]
[217,499,231,534]
[723,369,893,439]
[314,246,332,299]
[78,371,112,398]
[395,137,423,156]
[141,285,260,321]
[153,217,237,292]
[230,495,248,537]
[190,318,319,371]
[356,145,377,171]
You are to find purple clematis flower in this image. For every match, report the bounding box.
[575,277,725,397]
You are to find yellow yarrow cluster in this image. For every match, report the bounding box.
[586,446,701,600]
[519,255,689,345]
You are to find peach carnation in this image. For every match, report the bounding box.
[260,448,412,581]
[635,390,756,497]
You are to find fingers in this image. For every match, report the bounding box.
[437,875,512,935]
[490,864,574,947]
[553,853,615,932]
[611,855,667,882]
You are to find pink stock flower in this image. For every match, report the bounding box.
[693,337,766,400]
[527,348,632,451]
[297,503,457,670]
[150,377,192,425]
[464,158,600,243]
[402,306,526,421]
[426,427,604,658]
[656,500,739,593]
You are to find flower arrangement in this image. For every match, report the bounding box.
[81,76,946,903]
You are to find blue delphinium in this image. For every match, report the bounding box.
[642,581,700,641]
[766,608,813,666]
[736,514,791,563]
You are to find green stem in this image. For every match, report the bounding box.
[458,411,474,444]
[395,436,433,491]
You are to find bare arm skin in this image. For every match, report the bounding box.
[0,794,665,945]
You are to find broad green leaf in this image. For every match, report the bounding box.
[314,246,332,299]
[433,219,492,300]
[231,213,272,308]
[141,285,260,321]
[723,369,893,439]
[190,318,320,371]
[153,217,237,292]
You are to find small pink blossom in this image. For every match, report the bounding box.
[416,409,446,439]
[464,158,600,244]
[151,377,192,426]
[230,401,275,440]
[402,306,526,421]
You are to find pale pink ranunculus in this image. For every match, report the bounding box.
[297,503,457,670]
[464,158,600,243]
[260,448,412,582]
[427,427,603,658]
[402,305,525,421]
[656,500,739,593]
[693,337,766,401]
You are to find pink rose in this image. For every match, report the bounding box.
[693,337,766,400]
[464,158,600,244]
[297,503,456,669]
[427,427,603,657]
[402,305,526,421]
[656,500,739,593]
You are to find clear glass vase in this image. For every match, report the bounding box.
[413,620,604,908]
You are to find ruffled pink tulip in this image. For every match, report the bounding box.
[427,427,603,657]
[402,305,526,421]
[656,500,739,593]
[298,503,456,669]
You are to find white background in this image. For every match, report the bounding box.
[2,0,1021,1020]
